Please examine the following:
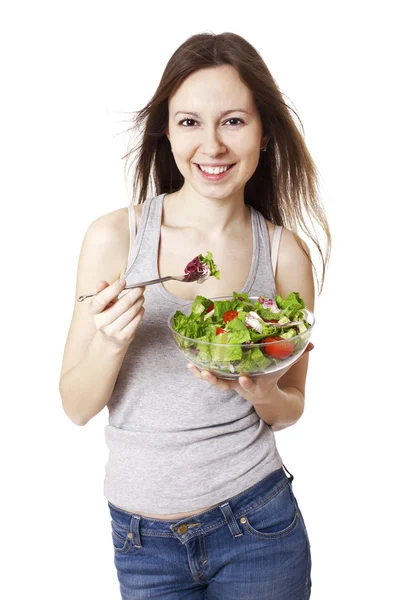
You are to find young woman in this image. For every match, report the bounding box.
[60,32,330,599]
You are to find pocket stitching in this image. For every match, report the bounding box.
[112,527,126,543]
[242,510,299,540]
[111,520,132,553]
[111,529,131,553]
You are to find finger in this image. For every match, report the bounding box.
[96,280,109,292]
[187,364,211,382]
[239,376,255,390]
[98,284,145,318]
[200,370,217,385]
[199,369,236,391]
[98,280,118,309]
[104,293,145,332]
[187,364,202,379]
[187,365,235,391]
[89,278,126,314]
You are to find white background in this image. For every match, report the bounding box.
[1,1,398,598]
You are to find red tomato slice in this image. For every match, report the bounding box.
[223,310,239,322]
[263,336,295,359]
[206,303,214,313]
[216,327,227,335]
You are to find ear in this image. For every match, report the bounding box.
[261,134,269,148]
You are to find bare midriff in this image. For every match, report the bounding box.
[113,502,220,521]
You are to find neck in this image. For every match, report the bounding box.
[164,185,250,235]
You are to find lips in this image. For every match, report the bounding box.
[195,163,235,172]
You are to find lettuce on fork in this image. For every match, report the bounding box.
[184,251,220,283]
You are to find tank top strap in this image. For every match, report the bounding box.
[248,206,277,299]
[126,204,136,273]
[123,194,162,281]
[271,225,283,277]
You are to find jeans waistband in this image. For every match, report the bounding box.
[108,465,294,546]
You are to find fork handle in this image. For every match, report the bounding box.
[124,276,176,289]
[76,276,181,302]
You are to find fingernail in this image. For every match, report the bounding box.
[119,279,126,286]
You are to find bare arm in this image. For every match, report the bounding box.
[59,332,128,426]
[253,385,306,432]
[59,208,144,426]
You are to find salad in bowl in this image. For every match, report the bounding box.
[168,291,315,379]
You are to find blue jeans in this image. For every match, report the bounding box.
[108,466,312,599]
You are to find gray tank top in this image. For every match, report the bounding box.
[103,193,284,514]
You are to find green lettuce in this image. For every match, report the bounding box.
[198,251,220,280]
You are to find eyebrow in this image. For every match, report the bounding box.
[173,109,250,118]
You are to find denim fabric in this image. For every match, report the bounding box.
[108,466,312,599]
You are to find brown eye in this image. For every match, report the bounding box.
[179,119,198,127]
[226,118,244,126]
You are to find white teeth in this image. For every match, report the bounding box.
[199,164,231,174]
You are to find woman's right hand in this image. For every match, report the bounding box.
[88,278,146,350]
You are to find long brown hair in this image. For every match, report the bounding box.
[122,32,331,293]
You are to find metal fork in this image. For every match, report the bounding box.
[77,275,189,302]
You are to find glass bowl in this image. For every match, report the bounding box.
[167,296,315,380]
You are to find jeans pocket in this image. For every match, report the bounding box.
[240,480,299,540]
[110,517,133,553]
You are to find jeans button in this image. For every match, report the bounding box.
[177,524,188,534]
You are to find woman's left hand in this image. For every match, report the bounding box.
[187,342,314,406]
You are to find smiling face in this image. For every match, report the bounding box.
[166,65,268,201]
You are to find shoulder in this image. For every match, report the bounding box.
[264,218,315,311]
[85,208,124,248]
[89,207,129,245]
[86,206,136,280]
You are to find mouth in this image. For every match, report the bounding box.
[195,163,235,170]
[194,163,236,180]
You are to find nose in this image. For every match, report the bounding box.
[199,126,226,156]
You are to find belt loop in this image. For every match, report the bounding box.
[130,515,142,548]
[282,463,294,483]
[219,502,243,538]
